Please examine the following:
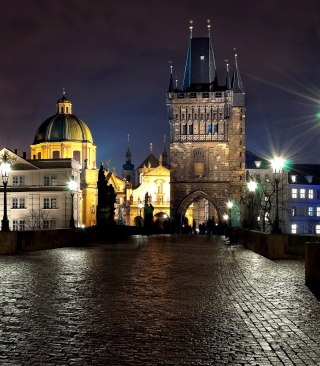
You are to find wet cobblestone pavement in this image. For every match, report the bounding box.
[0,235,320,365]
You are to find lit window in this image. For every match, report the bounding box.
[290,175,297,183]
[300,189,305,199]
[207,124,212,135]
[308,207,313,216]
[308,189,314,199]
[291,224,297,234]
[316,225,320,234]
[292,207,297,216]
[317,207,320,217]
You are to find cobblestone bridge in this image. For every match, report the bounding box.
[0,235,319,365]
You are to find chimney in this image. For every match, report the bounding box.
[23,152,27,159]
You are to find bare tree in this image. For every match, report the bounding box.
[307,217,320,234]
[19,209,55,230]
[246,170,290,233]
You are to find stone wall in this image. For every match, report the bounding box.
[236,228,319,260]
[0,226,141,254]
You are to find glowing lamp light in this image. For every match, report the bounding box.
[68,179,77,193]
[271,156,284,174]
[223,214,228,221]
[227,201,233,209]
[247,181,257,192]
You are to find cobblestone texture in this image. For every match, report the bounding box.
[0,235,319,365]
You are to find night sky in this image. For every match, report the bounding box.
[1,0,320,172]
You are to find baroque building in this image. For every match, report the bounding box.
[30,91,98,227]
[167,21,246,227]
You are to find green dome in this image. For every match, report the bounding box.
[33,114,93,144]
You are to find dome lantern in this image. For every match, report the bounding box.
[56,88,72,114]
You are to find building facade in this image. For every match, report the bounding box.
[167,22,246,228]
[0,148,81,230]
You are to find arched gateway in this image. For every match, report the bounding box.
[167,22,246,228]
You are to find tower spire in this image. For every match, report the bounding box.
[189,20,193,39]
[182,20,217,91]
[126,134,132,163]
[231,49,244,93]
[162,134,168,167]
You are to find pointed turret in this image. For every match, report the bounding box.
[122,134,136,185]
[225,61,231,90]
[231,51,245,106]
[182,20,218,91]
[231,52,244,93]
[168,62,174,92]
[162,135,168,167]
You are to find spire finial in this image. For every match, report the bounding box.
[224,59,229,72]
[175,76,178,89]
[150,143,153,152]
[128,133,130,143]
[233,48,237,60]
[63,87,65,96]
[207,19,211,37]
[189,20,193,39]
[164,135,166,143]
[168,60,173,74]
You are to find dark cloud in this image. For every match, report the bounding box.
[0,0,320,170]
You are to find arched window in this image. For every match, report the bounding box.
[73,151,81,162]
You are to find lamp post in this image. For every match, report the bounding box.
[1,153,11,231]
[138,201,143,227]
[68,179,77,228]
[271,155,284,234]
[227,201,233,226]
[247,181,257,230]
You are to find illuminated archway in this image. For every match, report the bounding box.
[176,190,222,228]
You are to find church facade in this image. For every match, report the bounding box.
[167,21,246,227]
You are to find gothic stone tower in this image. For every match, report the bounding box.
[167,21,246,226]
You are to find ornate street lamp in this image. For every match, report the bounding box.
[271,155,284,234]
[247,181,257,230]
[227,201,233,226]
[223,214,228,223]
[1,153,11,231]
[68,179,77,228]
[138,201,143,227]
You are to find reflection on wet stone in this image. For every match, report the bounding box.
[0,235,319,365]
